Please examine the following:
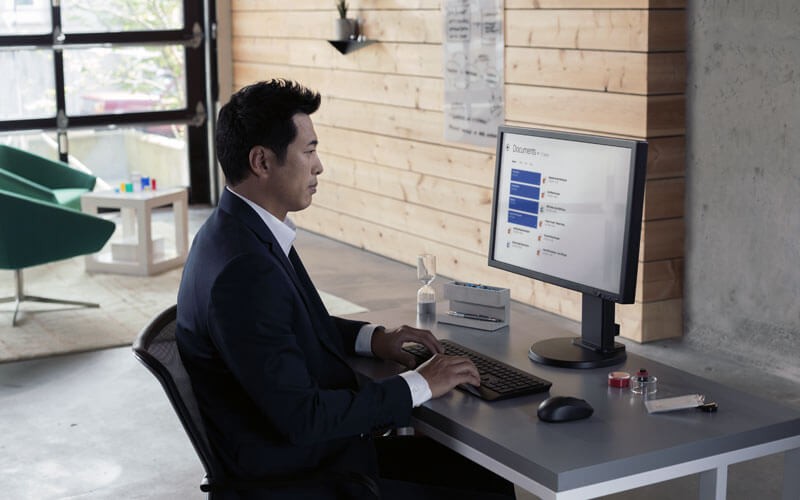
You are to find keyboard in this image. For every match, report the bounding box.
[402,339,552,401]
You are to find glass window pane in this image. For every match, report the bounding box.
[69,126,189,190]
[0,49,55,120]
[63,45,186,116]
[0,0,52,34]
[61,0,183,33]
[0,131,60,161]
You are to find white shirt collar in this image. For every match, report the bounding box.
[226,186,296,256]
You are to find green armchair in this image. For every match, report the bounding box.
[0,144,97,211]
[0,188,115,326]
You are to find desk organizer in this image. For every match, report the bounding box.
[437,281,510,331]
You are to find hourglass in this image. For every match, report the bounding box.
[416,254,437,325]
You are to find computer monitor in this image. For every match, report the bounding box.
[488,125,647,368]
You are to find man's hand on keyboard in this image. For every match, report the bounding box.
[371,325,444,368]
[416,354,481,399]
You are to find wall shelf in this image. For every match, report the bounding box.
[327,39,376,55]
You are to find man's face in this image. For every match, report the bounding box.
[264,113,323,219]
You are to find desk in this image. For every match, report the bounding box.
[81,188,188,276]
[348,304,800,500]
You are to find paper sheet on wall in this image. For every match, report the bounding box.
[442,0,504,148]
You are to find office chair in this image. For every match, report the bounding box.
[133,305,379,499]
[132,304,224,497]
[0,188,115,326]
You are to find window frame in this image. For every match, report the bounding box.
[0,0,216,203]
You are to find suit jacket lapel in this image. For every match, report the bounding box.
[289,247,348,355]
[219,190,304,295]
[218,190,348,360]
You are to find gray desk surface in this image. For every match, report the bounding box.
[348,303,800,492]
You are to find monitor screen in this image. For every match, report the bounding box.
[488,125,647,368]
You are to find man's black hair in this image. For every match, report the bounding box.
[215,79,321,185]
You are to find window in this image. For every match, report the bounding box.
[60,0,184,32]
[0,0,216,203]
[0,49,55,119]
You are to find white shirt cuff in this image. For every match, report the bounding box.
[399,370,433,407]
[355,323,380,356]
[354,325,432,407]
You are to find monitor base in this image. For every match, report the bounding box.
[528,337,626,369]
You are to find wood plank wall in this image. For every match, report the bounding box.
[227,0,686,343]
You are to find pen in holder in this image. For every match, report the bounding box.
[437,281,510,331]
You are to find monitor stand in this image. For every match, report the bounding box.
[528,294,626,369]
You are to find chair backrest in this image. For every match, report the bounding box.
[132,305,224,489]
[0,144,96,190]
[0,168,58,204]
[133,305,380,499]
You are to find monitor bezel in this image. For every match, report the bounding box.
[487,125,648,305]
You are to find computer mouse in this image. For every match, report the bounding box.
[537,396,594,423]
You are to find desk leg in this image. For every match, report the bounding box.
[121,207,136,239]
[138,204,152,275]
[174,197,188,259]
[784,447,800,500]
[698,466,727,500]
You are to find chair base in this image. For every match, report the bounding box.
[0,269,100,326]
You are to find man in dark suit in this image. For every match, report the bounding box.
[176,79,515,499]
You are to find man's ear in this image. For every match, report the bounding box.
[248,146,276,179]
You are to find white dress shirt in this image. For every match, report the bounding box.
[226,187,432,407]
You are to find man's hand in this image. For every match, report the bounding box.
[371,325,444,368]
[415,354,480,399]
[371,325,480,399]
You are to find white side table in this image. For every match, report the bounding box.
[81,187,189,276]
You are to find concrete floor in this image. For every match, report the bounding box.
[1,209,797,499]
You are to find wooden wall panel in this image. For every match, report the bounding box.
[641,218,684,261]
[234,62,442,111]
[313,180,491,251]
[233,0,440,10]
[507,49,684,95]
[315,125,496,187]
[234,0,685,9]
[233,38,443,77]
[505,1,685,7]
[313,97,446,145]
[616,299,683,342]
[506,10,684,51]
[644,178,685,220]
[234,63,442,112]
[231,11,332,39]
[646,136,685,179]
[637,259,683,302]
[319,158,492,222]
[506,87,684,138]
[232,10,442,43]
[228,1,686,342]
[506,86,648,137]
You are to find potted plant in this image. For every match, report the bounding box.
[334,0,356,40]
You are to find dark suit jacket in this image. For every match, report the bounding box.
[176,189,413,487]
